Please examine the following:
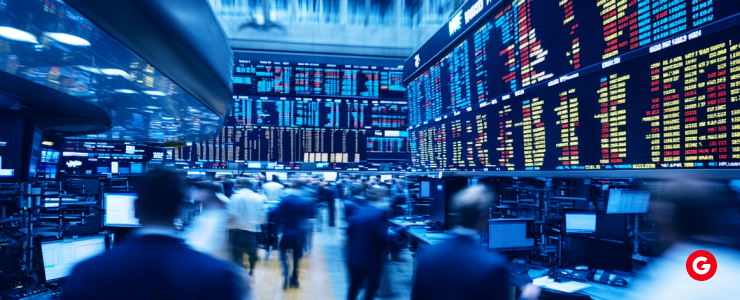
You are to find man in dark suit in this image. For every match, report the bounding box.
[346,186,393,300]
[410,185,511,300]
[275,177,314,289]
[63,168,246,300]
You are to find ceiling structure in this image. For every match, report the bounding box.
[0,0,233,143]
[209,0,463,59]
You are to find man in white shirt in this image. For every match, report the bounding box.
[186,182,231,261]
[262,175,285,205]
[228,178,267,275]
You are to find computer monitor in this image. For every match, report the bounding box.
[565,211,596,234]
[130,163,143,174]
[607,189,651,214]
[41,235,106,282]
[488,219,535,251]
[320,172,338,181]
[566,236,633,272]
[103,193,140,227]
[420,181,430,198]
[596,212,628,239]
[380,174,392,182]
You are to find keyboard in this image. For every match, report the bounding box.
[548,268,590,281]
[1,286,59,300]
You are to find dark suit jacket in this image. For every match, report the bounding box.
[346,206,387,270]
[275,194,313,238]
[62,234,242,300]
[411,234,510,300]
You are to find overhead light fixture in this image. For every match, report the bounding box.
[44,32,91,46]
[101,69,129,78]
[0,27,38,44]
[145,106,161,110]
[144,91,166,96]
[76,66,102,74]
[114,89,137,94]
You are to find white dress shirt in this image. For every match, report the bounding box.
[228,189,267,232]
[185,209,231,261]
[262,181,284,203]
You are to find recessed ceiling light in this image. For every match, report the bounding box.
[101,69,129,78]
[144,91,166,96]
[0,27,38,44]
[114,89,137,94]
[44,32,91,46]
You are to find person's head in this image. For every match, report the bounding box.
[193,182,226,210]
[235,177,255,190]
[649,178,734,249]
[272,174,281,183]
[350,182,366,197]
[366,185,389,202]
[451,185,495,231]
[290,175,308,189]
[135,168,185,227]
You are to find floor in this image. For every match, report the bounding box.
[248,206,415,300]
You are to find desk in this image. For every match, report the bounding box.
[518,265,630,300]
[387,217,453,245]
[406,227,453,245]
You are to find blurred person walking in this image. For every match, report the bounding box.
[275,177,314,289]
[64,168,247,300]
[346,186,398,300]
[186,182,232,261]
[263,175,285,204]
[228,178,267,276]
[629,179,740,299]
[318,181,337,227]
[411,185,523,300]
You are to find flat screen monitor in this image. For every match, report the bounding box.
[596,212,628,239]
[130,163,143,174]
[247,162,261,169]
[420,181,430,198]
[103,193,140,227]
[489,219,535,251]
[97,167,110,174]
[566,236,633,272]
[111,161,119,174]
[565,211,596,234]
[380,174,392,182]
[41,235,106,282]
[607,189,651,214]
[321,172,338,181]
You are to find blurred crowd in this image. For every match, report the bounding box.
[60,168,740,300]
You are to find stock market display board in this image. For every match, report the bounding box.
[406,0,740,171]
[185,55,412,165]
[229,96,408,129]
[192,96,409,163]
[234,61,405,99]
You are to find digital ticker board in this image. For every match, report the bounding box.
[406,0,740,171]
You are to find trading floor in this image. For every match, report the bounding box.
[4,0,740,299]
[251,208,413,300]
